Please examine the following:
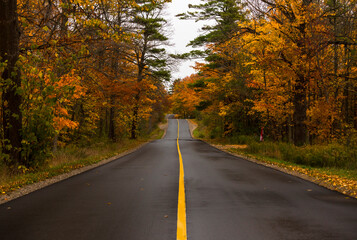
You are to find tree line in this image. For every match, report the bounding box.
[171,0,357,147]
[0,0,172,168]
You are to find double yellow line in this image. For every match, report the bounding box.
[176,119,187,240]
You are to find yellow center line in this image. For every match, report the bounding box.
[176,119,187,240]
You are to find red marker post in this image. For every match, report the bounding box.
[260,127,264,142]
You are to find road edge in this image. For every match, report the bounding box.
[186,119,357,199]
[0,141,153,205]
[186,119,197,138]
[159,121,168,139]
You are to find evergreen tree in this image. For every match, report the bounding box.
[175,0,247,73]
[128,0,172,139]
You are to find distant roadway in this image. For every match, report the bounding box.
[1,118,357,239]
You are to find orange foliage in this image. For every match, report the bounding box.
[171,0,357,143]
[170,75,200,118]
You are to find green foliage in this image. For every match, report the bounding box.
[209,126,222,139]
[192,125,206,139]
[188,79,207,89]
[280,143,357,169]
[180,0,246,46]
[195,100,212,111]
[170,50,209,60]
[21,109,54,167]
[19,52,77,167]
[200,124,357,170]
[152,70,171,81]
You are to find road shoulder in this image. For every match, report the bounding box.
[186,119,357,199]
[0,142,150,205]
[187,119,197,138]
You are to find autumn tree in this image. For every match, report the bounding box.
[242,0,356,145]
[16,0,95,162]
[173,0,356,145]
[0,0,171,168]
[170,75,200,118]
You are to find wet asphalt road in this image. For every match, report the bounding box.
[1,119,357,240]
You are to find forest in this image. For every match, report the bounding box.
[171,0,357,149]
[0,0,171,169]
[1,0,356,172]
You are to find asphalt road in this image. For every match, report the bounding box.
[1,119,357,240]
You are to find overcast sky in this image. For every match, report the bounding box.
[165,0,206,80]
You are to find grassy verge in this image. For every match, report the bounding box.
[191,119,357,198]
[0,127,164,196]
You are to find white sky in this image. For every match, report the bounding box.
[165,0,206,80]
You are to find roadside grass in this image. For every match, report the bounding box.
[0,127,164,196]
[192,124,207,139]
[191,119,357,198]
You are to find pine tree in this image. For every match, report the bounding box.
[128,0,172,139]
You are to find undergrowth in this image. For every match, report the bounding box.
[192,119,357,177]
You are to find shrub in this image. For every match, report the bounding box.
[236,136,357,170]
[278,143,356,169]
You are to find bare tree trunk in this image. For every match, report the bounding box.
[108,95,116,141]
[293,75,307,146]
[130,105,139,139]
[342,45,353,126]
[354,85,357,129]
[0,0,23,165]
[130,57,144,139]
[292,0,311,146]
[288,115,293,143]
[99,108,104,138]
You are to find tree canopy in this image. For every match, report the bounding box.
[0,0,172,168]
[171,0,357,146]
